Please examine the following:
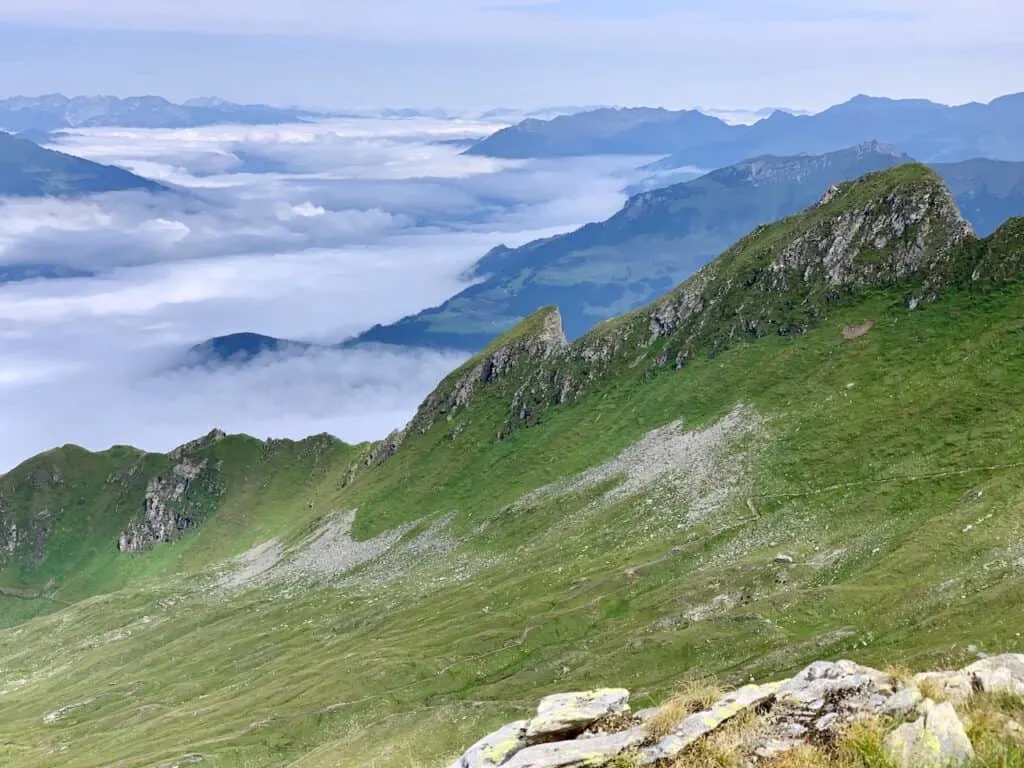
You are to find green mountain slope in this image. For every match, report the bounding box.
[1,166,1024,767]
[349,148,1024,353]
[0,131,167,197]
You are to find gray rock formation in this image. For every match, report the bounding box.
[504,729,646,768]
[442,654,1024,768]
[886,700,974,767]
[915,653,1024,702]
[407,306,568,437]
[118,457,208,553]
[448,721,529,768]
[641,682,781,764]
[525,689,630,742]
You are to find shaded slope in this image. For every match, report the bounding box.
[465,106,732,158]
[352,144,913,351]
[0,131,167,197]
[185,333,314,366]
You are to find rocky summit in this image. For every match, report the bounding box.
[0,164,1023,767]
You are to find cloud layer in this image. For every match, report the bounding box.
[0,117,644,470]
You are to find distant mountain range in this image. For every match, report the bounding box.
[191,143,1024,363]
[0,94,324,132]
[466,93,1024,164]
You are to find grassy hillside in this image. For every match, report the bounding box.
[0,432,360,626]
[0,166,1022,767]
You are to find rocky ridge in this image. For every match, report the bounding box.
[116,430,230,552]
[349,306,569,476]
[487,168,1017,439]
[446,655,1024,768]
[350,166,1023,467]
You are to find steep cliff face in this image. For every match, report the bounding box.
[405,306,568,436]
[117,457,209,552]
[117,430,227,553]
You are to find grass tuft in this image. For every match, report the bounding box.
[916,677,951,704]
[671,709,764,768]
[646,680,726,740]
[885,666,915,687]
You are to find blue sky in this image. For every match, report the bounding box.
[0,0,1019,109]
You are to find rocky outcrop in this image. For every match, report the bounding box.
[117,429,228,552]
[492,166,1019,439]
[117,457,209,552]
[448,721,529,768]
[443,655,1024,768]
[914,653,1024,702]
[886,700,974,767]
[526,690,630,742]
[406,306,568,437]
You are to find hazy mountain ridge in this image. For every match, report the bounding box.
[0,130,167,198]
[467,93,1024,165]
[0,93,323,131]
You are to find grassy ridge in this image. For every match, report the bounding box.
[0,434,361,625]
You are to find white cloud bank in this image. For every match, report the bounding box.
[0,117,645,470]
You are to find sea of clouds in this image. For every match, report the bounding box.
[0,116,649,469]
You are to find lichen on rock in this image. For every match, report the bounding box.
[442,654,1024,768]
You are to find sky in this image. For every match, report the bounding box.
[0,117,648,469]
[0,0,1020,110]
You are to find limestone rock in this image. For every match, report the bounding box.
[883,686,924,715]
[448,720,528,768]
[632,707,659,723]
[525,689,630,742]
[503,728,645,768]
[641,682,782,764]
[886,700,974,767]
[773,660,899,730]
[963,653,1024,696]
[118,457,209,552]
[915,653,1024,702]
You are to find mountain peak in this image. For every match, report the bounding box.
[407,306,567,437]
[499,165,977,436]
[852,139,905,157]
